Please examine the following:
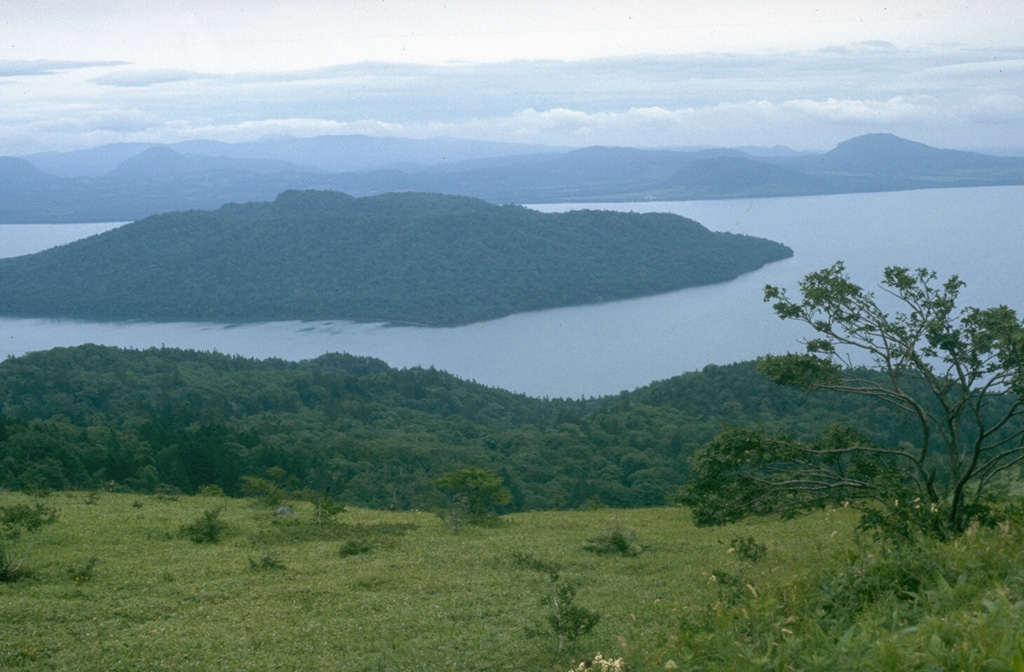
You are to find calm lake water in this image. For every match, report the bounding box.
[1,185,1022,399]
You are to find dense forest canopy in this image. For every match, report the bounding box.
[0,190,792,326]
[0,345,940,510]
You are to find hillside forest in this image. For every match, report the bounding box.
[0,344,928,510]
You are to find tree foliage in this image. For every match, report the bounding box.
[510,551,601,652]
[0,343,978,512]
[680,262,1024,538]
[435,467,512,523]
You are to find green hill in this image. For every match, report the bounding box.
[0,345,923,509]
[0,190,792,325]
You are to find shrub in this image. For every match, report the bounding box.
[248,552,285,571]
[296,488,345,524]
[583,521,648,557]
[199,484,226,498]
[69,556,97,585]
[0,502,59,582]
[179,508,227,544]
[729,536,767,564]
[666,516,1024,671]
[511,551,601,652]
[338,538,374,557]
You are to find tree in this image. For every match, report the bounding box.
[435,466,511,524]
[678,262,1024,539]
[510,552,601,652]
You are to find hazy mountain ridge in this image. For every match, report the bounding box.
[0,189,793,326]
[22,135,569,177]
[3,133,1023,223]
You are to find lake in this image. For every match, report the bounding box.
[1,185,1021,399]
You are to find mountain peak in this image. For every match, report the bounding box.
[0,156,59,186]
[831,133,935,155]
[814,134,973,175]
[106,147,190,177]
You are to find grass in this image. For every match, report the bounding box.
[3,490,1023,671]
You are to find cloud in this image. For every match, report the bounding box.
[91,69,222,87]
[33,109,163,135]
[450,100,935,149]
[3,43,1023,154]
[782,96,936,124]
[165,118,414,144]
[965,94,1024,123]
[0,107,166,155]
[916,58,1024,78]
[818,41,899,55]
[0,59,129,78]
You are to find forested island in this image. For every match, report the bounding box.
[0,344,920,509]
[0,190,792,325]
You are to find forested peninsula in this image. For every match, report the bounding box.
[0,345,923,510]
[0,190,791,325]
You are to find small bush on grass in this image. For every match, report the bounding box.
[199,484,226,498]
[511,551,601,653]
[0,502,59,582]
[296,488,345,524]
[338,538,375,557]
[248,551,285,571]
[435,503,471,533]
[583,521,648,557]
[729,536,767,564]
[179,507,227,544]
[69,556,97,585]
[666,513,1024,671]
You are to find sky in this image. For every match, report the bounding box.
[2,0,1023,156]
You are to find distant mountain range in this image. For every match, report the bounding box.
[0,190,793,325]
[2,133,1023,223]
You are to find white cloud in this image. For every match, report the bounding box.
[782,96,936,124]
[91,69,222,87]
[0,108,162,155]
[0,59,128,78]
[917,58,1024,78]
[2,42,1022,154]
[35,109,160,134]
[449,100,931,149]
[965,94,1024,124]
[172,118,414,143]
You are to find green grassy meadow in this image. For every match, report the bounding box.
[1,490,857,671]
[5,490,1024,671]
